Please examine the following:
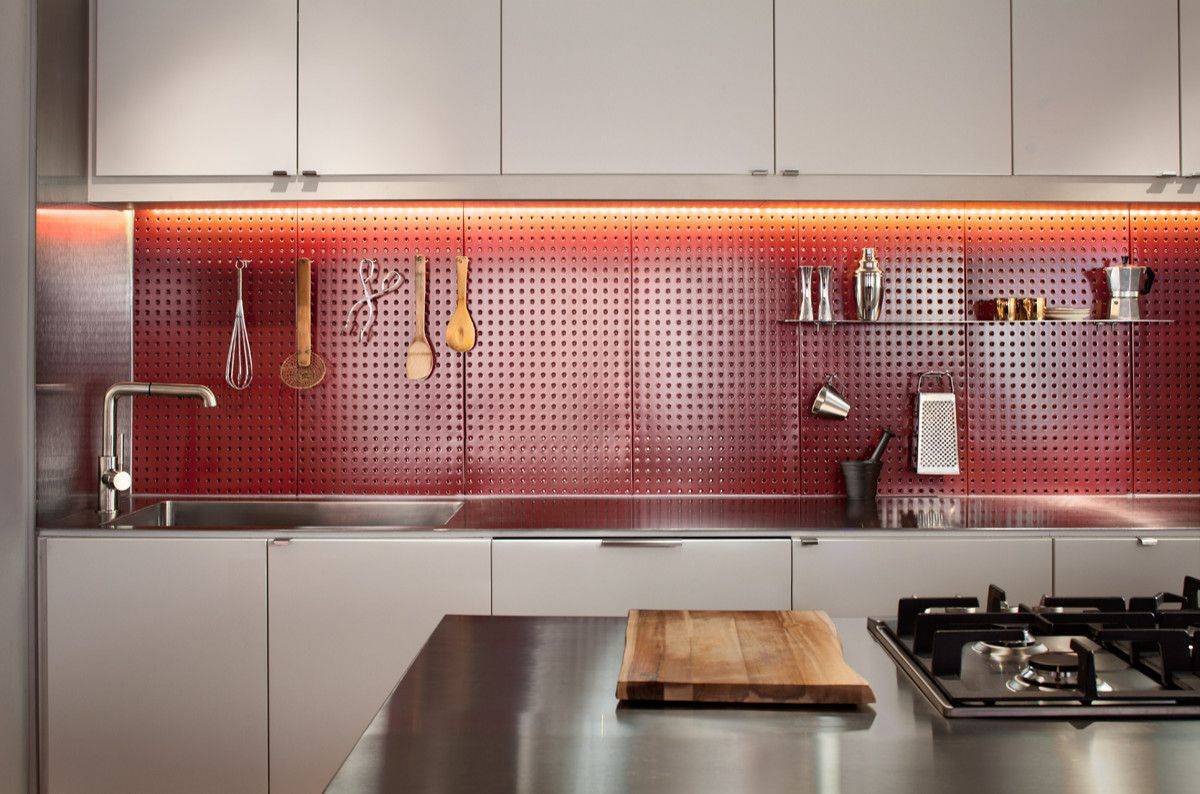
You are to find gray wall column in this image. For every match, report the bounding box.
[0,0,35,790]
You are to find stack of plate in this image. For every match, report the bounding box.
[1045,306,1091,321]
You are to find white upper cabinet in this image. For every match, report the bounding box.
[298,0,500,175]
[1012,0,1180,176]
[501,0,773,174]
[1184,0,1200,177]
[94,0,297,177]
[776,0,1011,175]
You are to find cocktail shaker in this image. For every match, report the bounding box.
[854,247,883,321]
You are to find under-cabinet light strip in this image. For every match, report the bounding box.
[144,205,1198,218]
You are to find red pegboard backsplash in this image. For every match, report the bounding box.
[132,202,1200,496]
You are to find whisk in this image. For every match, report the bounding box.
[225,259,253,390]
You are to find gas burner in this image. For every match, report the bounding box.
[1006,651,1112,693]
[971,629,1047,664]
[872,578,1200,717]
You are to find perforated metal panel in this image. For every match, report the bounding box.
[798,204,965,321]
[130,203,1198,497]
[464,203,632,493]
[1129,208,1200,493]
[967,324,1131,494]
[800,324,967,495]
[133,205,299,494]
[965,205,1129,317]
[1130,207,1200,322]
[297,204,465,494]
[631,206,799,494]
[1133,323,1200,492]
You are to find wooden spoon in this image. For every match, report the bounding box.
[405,255,434,380]
[445,255,477,352]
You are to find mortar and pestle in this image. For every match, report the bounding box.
[841,429,894,501]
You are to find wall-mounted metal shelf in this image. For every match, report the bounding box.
[777,318,1174,325]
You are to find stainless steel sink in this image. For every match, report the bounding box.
[111,500,463,530]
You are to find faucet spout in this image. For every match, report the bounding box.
[98,381,218,519]
[148,382,218,408]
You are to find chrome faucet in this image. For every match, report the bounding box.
[98,381,217,519]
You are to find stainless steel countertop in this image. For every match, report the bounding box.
[328,615,1200,793]
[37,495,1200,537]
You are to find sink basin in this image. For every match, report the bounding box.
[111,500,464,530]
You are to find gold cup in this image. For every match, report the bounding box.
[994,297,1016,321]
[1016,297,1046,321]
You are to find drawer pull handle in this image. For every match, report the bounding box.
[599,539,683,548]
[1136,537,1159,547]
[799,537,819,546]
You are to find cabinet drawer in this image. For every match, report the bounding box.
[492,539,791,616]
[1054,538,1200,597]
[793,537,1052,617]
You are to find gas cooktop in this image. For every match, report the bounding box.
[868,577,1200,717]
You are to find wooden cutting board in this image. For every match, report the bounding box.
[616,610,875,705]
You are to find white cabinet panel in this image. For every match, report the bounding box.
[298,0,499,175]
[1184,0,1200,177]
[1012,0,1179,176]
[492,539,791,616]
[268,539,491,794]
[776,0,1011,175]
[41,538,267,794]
[1054,538,1200,597]
[502,0,773,174]
[95,0,297,176]
[792,537,1052,617]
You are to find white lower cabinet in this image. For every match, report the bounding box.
[491,539,791,616]
[792,537,1053,617]
[45,530,1199,794]
[1054,538,1200,598]
[267,539,491,794]
[40,538,268,794]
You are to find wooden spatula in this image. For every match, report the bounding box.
[405,255,434,380]
[445,255,477,352]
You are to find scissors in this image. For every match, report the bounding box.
[344,258,406,342]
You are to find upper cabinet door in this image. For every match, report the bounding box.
[95,0,297,177]
[776,0,1011,176]
[502,0,773,174]
[1184,0,1200,177]
[298,1,500,175]
[1012,0,1179,176]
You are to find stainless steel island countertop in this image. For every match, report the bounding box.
[328,615,1200,794]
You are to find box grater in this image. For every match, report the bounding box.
[912,372,960,475]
